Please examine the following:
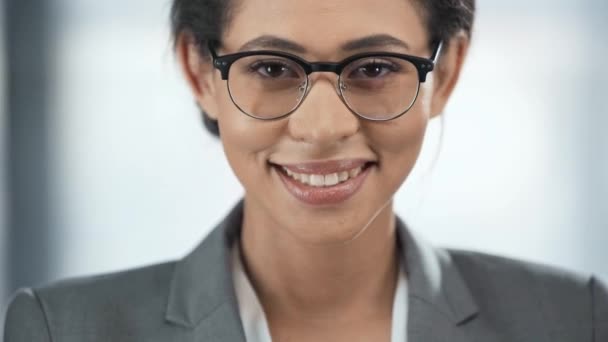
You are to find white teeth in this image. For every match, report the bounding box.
[339,171,349,182]
[281,165,365,187]
[309,174,325,187]
[324,173,339,186]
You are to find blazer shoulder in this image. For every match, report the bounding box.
[447,248,592,287]
[4,289,52,342]
[36,260,177,302]
[5,261,177,340]
[447,248,608,340]
[447,248,595,305]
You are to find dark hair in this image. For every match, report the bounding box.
[171,0,476,137]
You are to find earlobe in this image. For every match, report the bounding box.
[176,33,219,119]
[429,33,470,119]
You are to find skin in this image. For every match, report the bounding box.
[177,0,469,340]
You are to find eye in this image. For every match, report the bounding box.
[249,60,300,79]
[347,59,400,79]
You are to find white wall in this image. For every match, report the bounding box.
[45,0,607,282]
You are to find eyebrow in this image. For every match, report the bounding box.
[238,34,410,53]
[341,34,410,51]
[238,36,307,53]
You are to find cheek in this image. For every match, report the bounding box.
[214,88,286,182]
[365,90,431,185]
[216,81,284,148]
[370,85,431,149]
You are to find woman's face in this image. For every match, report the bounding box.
[184,0,463,244]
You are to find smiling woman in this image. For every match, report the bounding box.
[3,0,608,341]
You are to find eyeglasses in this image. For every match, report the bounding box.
[208,40,443,121]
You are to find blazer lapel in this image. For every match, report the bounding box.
[164,201,247,342]
[396,218,480,342]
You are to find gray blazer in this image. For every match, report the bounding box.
[4,201,608,341]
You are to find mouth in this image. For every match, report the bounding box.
[269,159,377,206]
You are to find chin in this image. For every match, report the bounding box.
[276,202,389,246]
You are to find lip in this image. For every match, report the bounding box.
[271,159,375,206]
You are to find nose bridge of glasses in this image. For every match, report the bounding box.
[294,77,354,126]
[300,71,345,102]
[308,62,343,76]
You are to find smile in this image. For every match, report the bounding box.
[282,165,363,187]
[271,159,376,206]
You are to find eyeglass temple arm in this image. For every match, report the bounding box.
[207,41,219,59]
[430,40,443,63]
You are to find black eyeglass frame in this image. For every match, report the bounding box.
[207,40,443,121]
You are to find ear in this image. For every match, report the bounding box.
[429,32,470,119]
[175,32,219,120]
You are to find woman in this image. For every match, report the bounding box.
[4,0,607,341]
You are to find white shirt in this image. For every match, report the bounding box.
[232,244,408,342]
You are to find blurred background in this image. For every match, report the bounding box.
[1,0,607,332]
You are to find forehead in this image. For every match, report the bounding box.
[222,0,428,57]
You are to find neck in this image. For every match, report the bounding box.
[239,199,400,323]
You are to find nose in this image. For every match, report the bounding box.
[287,77,360,146]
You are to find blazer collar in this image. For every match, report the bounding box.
[165,200,479,338]
[165,200,246,339]
[396,217,479,327]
